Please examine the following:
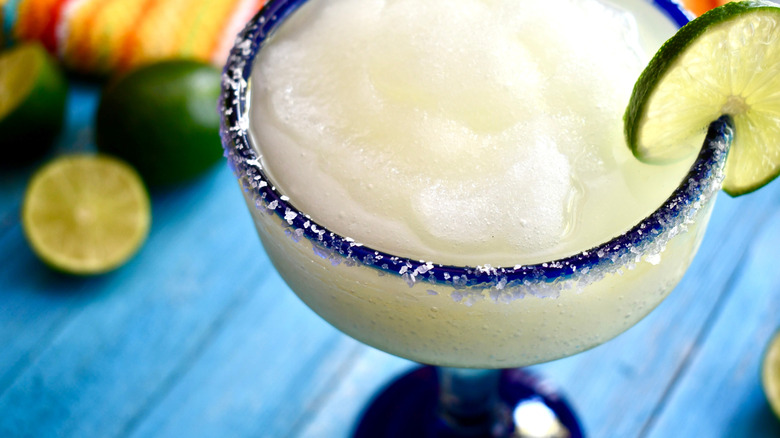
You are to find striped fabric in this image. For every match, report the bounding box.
[681,0,733,17]
[0,0,267,75]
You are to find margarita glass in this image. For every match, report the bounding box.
[219,0,733,436]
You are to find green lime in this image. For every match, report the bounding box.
[0,42,67,166]
[763,329,780,419]
[625,1,780,196]
[95,59,223,187]
[22,154,151,275]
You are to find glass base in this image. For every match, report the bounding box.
[353,366,583,438]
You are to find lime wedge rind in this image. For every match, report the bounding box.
[625,1,780,197]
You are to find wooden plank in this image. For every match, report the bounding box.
[0,168,276,437]
[125,272,360,438]
[0,227,95,392]
[0,168,242,395]
[644,208,780,437]
[296,347,414,438]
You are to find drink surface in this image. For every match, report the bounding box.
[249,0,696,267]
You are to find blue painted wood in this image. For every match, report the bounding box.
[297,348,414,438]
[645,208,780,438]
[0,167,275,437]
[2,78,780,438]
[126,274,359,438]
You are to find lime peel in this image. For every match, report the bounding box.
[625,0,780,196]
[95,60,223,187]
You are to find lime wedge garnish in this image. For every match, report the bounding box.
[625,1,780,196]
[0,42,67,166]
[763,329,780,419]
[22,155,151,275]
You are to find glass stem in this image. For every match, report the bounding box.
[437,367,503,436]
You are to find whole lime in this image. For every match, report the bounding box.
[0,42,67,166]
[95,59,223,187]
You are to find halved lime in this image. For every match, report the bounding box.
[0,42,68,166]
[625,1,780,196]
[22,155,151,275]
[763,329,780,419]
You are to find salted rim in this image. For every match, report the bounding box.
[219,0,731,290]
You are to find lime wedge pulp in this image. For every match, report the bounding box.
[625,1,780,196]
[22,155,151,275]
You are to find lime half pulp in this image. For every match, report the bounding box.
[625,1,780,196]
[22,155,151,275]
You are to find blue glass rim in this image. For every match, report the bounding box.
[219,0,730,289]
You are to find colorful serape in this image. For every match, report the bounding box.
[0,0,267,75]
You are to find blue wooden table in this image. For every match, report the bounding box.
[3,80,780,438]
